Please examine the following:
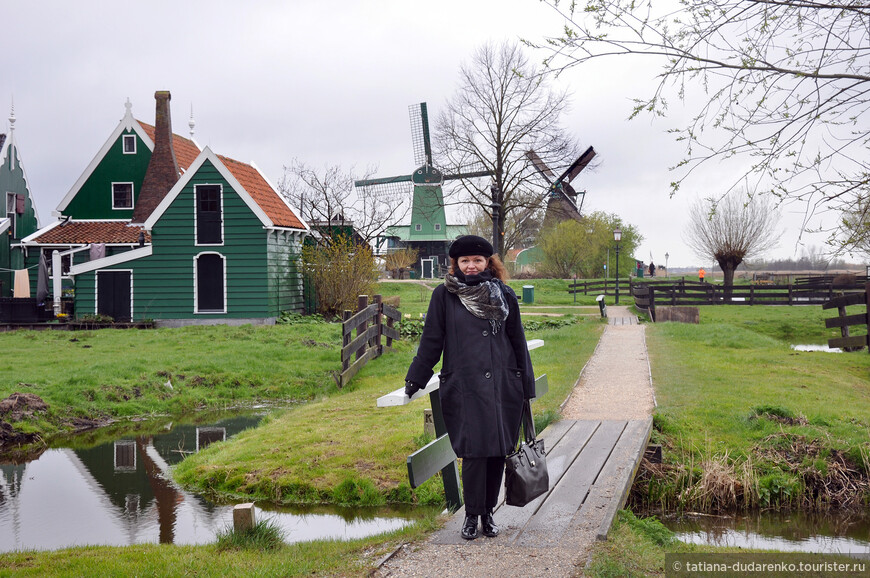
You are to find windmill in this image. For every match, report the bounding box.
[355,103,492,277]
[526,145,596,230]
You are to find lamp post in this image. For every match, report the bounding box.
[665,252,669,279]
[613,228,622,305]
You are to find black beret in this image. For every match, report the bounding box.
[449,235,494,259]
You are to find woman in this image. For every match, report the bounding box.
[404,235,535,540]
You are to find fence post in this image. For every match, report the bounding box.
[788,283,793,306]
[649,286,656,322]
[865,282,870,355]
[385,306,395,349]
[750,284,754,306]
[373,294,383,357]
[356,295,368,362]
[341,310,352,374]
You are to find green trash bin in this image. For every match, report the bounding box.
[522,285,534,304]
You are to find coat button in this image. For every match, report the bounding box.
[482,330,489,336]
[484,371,492,379]
[516,371,521,377]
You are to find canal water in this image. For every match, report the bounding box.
[0,412,421,553]
[659,511,870,556]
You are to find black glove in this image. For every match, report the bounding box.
[404,380,423,397]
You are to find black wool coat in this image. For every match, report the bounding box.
[405,282,535,458]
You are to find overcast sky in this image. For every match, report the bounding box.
[3,0,836,268]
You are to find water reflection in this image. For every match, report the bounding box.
[0,414,416,552]
[661,511,870,555]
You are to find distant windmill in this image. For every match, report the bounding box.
[526,146,596,229]
[355,103,492,277]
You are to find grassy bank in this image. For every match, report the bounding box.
[637,305,870,511]
[0,510,441,576]
[0,321,344,448]
[584,510,863,577]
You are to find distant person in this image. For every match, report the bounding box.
[403,235,535,541]
[648,262,655,277]
[698,267,706,283]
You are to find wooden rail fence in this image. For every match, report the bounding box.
[823,282,869,353]
[628,277,868,313]
[335,294,401,388]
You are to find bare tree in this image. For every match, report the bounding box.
[435,41,583,256]
[278,159,408,245]
[532,0,870,254]
[685,193,780,296]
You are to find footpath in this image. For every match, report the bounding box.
[374,306,656,577]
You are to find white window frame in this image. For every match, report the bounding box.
[194,183,225,247]
[122,134,137,154]
[194,252,227,314]
[5,192,15,238]
[433,224,442,231]
[112,182,135,210]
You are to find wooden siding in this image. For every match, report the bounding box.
[72,159,304,321]
[63,130,151,219]
[266,230,304,314]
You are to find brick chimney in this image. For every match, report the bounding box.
[131,91,180,223]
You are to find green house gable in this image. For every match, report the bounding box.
[61,129,151,220]
[0,130,41,297]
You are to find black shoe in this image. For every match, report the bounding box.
[461,515,479,540]
[481,512,499,537]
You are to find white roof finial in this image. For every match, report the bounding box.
[125,97,132,114]
[188,103,196,139]
[8,98,15,133]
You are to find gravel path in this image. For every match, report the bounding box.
[374,306,655,577]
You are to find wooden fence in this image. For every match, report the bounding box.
[335,294,401,388]
[629,277,867,310]
[822,282,869,353]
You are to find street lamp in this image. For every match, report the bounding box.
[665,252,669,279]
[613,228,622,305]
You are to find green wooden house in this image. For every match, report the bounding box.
[0,108,42,298]
[23,92,308,325]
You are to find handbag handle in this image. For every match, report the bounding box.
[513,400,537,448]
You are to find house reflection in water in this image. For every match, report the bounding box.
[0,415,258,551]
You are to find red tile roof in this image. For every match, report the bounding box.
[32,221,150,244]
[138,122,200,171]
[218,155,306,229]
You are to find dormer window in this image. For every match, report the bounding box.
[112,183,134,209]
[122,134,136,154]
[434,224,442,231]
[414,224,422,231]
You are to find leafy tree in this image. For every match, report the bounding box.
[435,40,586,256]
[539,212,642,278]
[685,193,780,296]
[532,0,870,253]
[278,160,407,246]
[301,234,378,317]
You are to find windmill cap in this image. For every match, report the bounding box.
[449,235,494,259]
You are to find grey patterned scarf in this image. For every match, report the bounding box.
[444,271,509,333]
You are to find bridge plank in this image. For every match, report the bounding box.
[570,418,653,541]
[514,420,628,547]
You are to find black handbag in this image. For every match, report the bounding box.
[504,400,549,507]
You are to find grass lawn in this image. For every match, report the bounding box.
[641,304,870,511]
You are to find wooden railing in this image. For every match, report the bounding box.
[376,340,547,512]
[335,294,401,388]
[823,283,869,353]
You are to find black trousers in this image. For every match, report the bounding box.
[462,456,505,516]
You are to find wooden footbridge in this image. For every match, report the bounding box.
[377,339,653,545]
